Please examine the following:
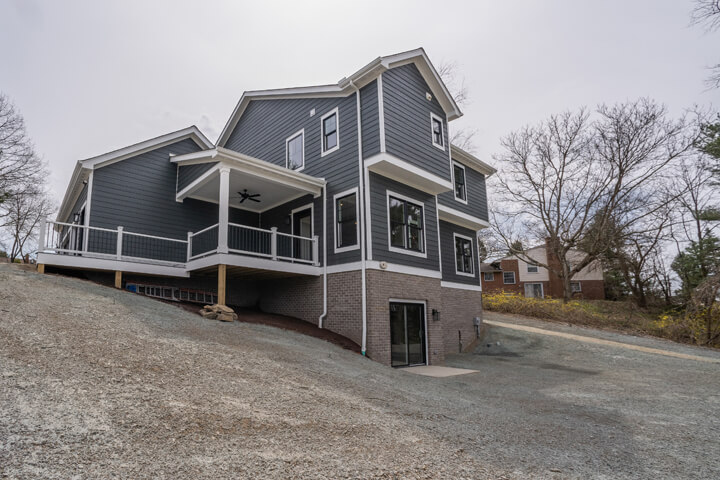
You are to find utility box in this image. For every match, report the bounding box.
[473,316,482,327]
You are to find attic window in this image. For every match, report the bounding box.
[430,113,444,150]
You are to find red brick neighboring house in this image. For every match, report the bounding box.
[481,243,605,300]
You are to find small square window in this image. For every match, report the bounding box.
[484,272,494,282]
[503,271,516,284]
[430,113,444,149]
[527,264,538,273]
[571,282,582,292]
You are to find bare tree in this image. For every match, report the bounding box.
[690,0,720,88]
[3,188,53,262]
[492,99,696,302]
[437,61,478,152]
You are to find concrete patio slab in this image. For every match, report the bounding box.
[401,365,479,377]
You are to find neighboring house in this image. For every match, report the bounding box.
[38,48,496,367]
[480,244,605,300]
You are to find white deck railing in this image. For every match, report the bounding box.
[40,219,319,268]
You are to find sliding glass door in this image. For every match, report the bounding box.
[390,302,426,367]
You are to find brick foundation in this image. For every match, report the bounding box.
[440,286,483,354]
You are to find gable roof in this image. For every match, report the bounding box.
[216,48,462,148]
[451,144,497,177]
[56,126,213,223]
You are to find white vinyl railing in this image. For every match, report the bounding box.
[39,219,319,267]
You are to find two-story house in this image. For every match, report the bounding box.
[37,48,496,367]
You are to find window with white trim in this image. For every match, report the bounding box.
[389,196,424,253]
[484,272,494,282]
[527,263,538,273]
[503,271,516,284]
[286,130,304,171]
[454,234,474,275]
[321,108,339,156]
[571,281,582,292]
[453,162,467,202]
[430,113,444,149]
[335,191,358,251]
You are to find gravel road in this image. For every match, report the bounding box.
[1,263,719,479]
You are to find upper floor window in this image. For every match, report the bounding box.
[335,189,359,252]
[503,271,516,284]
[430,113,445,150]
[453,162,467,203]
[286,129,304,171]
[454,233,474,276]
[388,193,425,256]
[527,263,538,273]
[321,108,339,156]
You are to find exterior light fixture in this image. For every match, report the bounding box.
[432,309,440,322]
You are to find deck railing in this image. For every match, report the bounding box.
[40,219,319,267]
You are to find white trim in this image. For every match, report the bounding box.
[450,144,497,177]
[503,271,516,284]
[451,161,468,205]
[186,252,322,276]
[333,187,360,254]
[386,190,427,259]
[175,163,221,200]
[441,281,482,292]
[435,196,442,276]
[82,171,93,251]
[365,260,442,279]
[217,167,230,254]
[285,128,305,172]
[364,167,373,260]
[37,253,190,278]
[388,299,429,367]
[377,73,386,153]
[365,153,452,195]
[452,232,475,277]
[437,204,489,231]
[430,112,446,151]
[320,107,340,157]
[81,126,213,170]
[524,282,545,298]
[326,261,363,274]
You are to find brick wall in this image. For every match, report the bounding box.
[365,270,444,366]
[481,259,521,294]
[576,280,605,300]
[325,271,363,345]
[258,275,324,324]
[440,287,483,354]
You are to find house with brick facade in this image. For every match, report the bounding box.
[37,48,495,367]
[480,244,605,300]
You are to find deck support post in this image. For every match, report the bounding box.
[37,264,45,274]
[217,264,227,305]
[114,270,122,289]
[218,167,230,254]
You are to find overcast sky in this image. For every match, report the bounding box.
[1,0,718,205]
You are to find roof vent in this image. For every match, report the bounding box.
[426,92,432,101]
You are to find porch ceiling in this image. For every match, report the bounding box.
[173,148,325,213]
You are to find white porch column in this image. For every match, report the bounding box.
[218,167,230,254]
[38,216,47,253]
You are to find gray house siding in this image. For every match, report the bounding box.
[382,64,451,182]
[89,138,220,261]
[369,172,440,271]
[437,163,489,221]
[177,162,217,192]
[360,79,380,158]
[439,220,479,285]
[223,95,361,266]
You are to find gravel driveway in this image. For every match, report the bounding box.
[1,263,719,479]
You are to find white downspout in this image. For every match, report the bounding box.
[349,80,368,356]
[318,185,328,328]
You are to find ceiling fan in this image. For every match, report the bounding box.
[233,189,261,204]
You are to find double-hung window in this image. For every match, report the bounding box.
[286,130,304,171]
[453,162,467,202]
[454,234,474,276]
[389,195,424,254]
[321,108,339,156]
[335,189,358,251]
[503,271,516,284]
[430,113,444,150]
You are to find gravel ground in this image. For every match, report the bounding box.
[1,263,719,479]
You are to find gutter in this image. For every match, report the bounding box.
[349,80,368,356]
[318,185,328,328]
